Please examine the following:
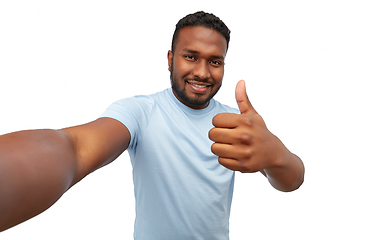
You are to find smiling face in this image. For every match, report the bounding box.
[168,26,228,109]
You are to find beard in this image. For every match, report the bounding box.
[170,64,221,109]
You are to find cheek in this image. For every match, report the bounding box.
[173,59,193,76]
[211,67,224,83]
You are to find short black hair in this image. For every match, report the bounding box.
[171,11,231,53]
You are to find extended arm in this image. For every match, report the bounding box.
[0,118,130,231]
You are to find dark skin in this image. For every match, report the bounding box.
[0,119,130,231]
[168,26,226,109]
[0,26,304,232]
[169,26,304,191]
[210,80,304,191]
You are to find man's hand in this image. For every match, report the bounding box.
[209,80,286,173]
[209,80,304,192]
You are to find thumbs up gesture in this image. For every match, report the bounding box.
[209,80,287,173]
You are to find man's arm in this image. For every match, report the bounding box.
[0,117,130,232]
[259,144,304,192]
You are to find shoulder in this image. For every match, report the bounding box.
[110,89,169,114]
[115,93,155,110]
[100,90,170,147]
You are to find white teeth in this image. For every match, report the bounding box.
[190,83,207,88]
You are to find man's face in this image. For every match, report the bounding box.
[168,26,227,109]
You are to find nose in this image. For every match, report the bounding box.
[192,60,211,80]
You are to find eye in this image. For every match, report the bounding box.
[184,55,196,61]
[210,60,223,67]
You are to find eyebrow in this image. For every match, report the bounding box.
[183,48,224,60]
[183,49,198,54]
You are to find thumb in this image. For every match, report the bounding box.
[235,80,256,114]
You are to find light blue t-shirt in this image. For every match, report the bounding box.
[101,88,239,239]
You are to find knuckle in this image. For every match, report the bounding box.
[240,116,253,127]
[237,132,253,145]
[241,148,253,159]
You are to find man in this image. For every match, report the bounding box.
[0,11,304,239]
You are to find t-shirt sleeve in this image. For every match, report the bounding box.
[100,96,153,149]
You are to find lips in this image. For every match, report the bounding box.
[186,80,211,93]
[186,80,211,87]
[190,83,208,88]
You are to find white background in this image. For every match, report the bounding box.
[1,1,391,239]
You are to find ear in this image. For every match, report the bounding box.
[167,50,173,71]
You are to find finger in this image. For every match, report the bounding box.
[217,157,242,172]
[209,127,254,145]
[235,80,256,115]
[212,112,241,128]
[209,127,237,144]
[211,143,244,160]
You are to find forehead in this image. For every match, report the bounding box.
[175,26,227,57]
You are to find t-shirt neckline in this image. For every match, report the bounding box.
[167,88,215,115]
